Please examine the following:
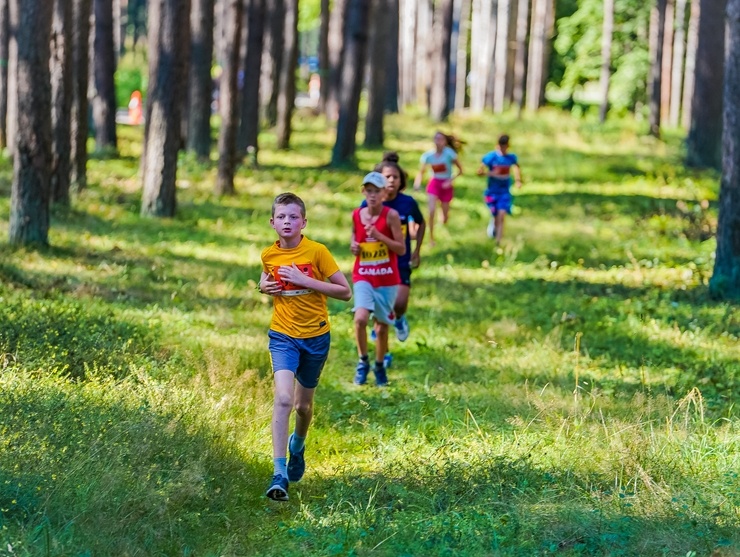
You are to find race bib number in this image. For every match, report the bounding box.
[273,263,314,296]
[359,242,390,266]
[431,163,447,173]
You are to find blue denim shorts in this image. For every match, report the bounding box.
[268,330,331,389]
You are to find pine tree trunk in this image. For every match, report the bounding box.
[470,0,494,112]
[187,0,215,160]
[648,0,667,137]
[686,0,726,169]
[384,0,400,112]
[276,0,297,149]
[493,0,510,113]
[365,0,389,146]
[238,0,265,162]
[5,0,16,158]
[681,0,698,128]
[318,0,330,112]
[430,0,453,121]
[92,0,118,151]
[512,0,529,112]
[709,0,740,298]
[215,0,242,195]
[599,0,614,122]
[141,0,191,218]
[0,0,9,150]
[260,0,285,127]
[50,0,73,205]
[330,0,370,166]
[660,0,674,124]
[526,0,546,111]
[454,0,471,110]
[668,0,687,126]
[70,0,92,192]
[8,0,53,246]
[415,0,433,109]
[325,0,347,120]
[399,0,416,106]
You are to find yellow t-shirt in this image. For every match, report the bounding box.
[261,236,341,339]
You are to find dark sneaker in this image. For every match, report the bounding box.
[354,360,370,385]
[395,316,410,342]
[383,352,393,369]
[287,435,306,482]
[265,474,289,501]
[374,364,388,386]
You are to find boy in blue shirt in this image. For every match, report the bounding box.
[477,135,523,243]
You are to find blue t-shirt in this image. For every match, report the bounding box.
[481,150,518,192]
[361,192,424,270]
[421,147,458,179]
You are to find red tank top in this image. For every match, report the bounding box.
[352,206,400,287]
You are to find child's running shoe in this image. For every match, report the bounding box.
[383,352,393,369]
[287,434,306,482]
[370,328,377,341]
[374,363,388,386]
[265,474,289,501]
[354,360,370,385]
[487,220,496,239]
[394,315,410,342]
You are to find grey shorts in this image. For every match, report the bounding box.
[353,281,399,325]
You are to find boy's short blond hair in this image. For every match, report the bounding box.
[272,193,306,217]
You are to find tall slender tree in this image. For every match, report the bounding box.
[398,0,416,107]
[0,0,9,150]
[512,0,529,112]
[215,0,242,195]
[365,0,390,146]
[648,0,667,137]
[669,0,687,126]
[686,0,726,169]
[454,0,471,110]
[429,0,454,120]
[526,0,552,111]
[186,0,215,160]
[599,0,614,122]
[70,0,92,192]
[384,0,400,113]
[331,0,370,166]
[238,0,266,162]
[660,0,674,123]
[709,0,740,298]
[325,0,346,120]
[9,0,53,246]
[50,0,73,205]
[260,0,285,126]
[318,0,330,112]
[141,0,191,218]
[681,0,699,128]
[92,0,118,151]
[470,0,495,112]
[276,0,298,149]
[5,0,16,158]
[493,0,511,113]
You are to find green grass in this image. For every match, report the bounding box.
[0,109,737,556]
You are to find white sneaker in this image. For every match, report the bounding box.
[394,316,410,342]
[487,220,496,239]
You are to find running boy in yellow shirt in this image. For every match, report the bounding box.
[259,193,352,501]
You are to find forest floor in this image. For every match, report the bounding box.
[0,109,737,556]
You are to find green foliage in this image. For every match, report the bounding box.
[0,111,737,556]
[115,50,147,108]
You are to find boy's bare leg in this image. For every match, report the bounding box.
[376,323,389,363]
[354,308,371,357]
[495,211,506,243]
[272,370,295,460]
[293,383,315,438]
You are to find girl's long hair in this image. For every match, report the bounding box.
[437,131,465,153]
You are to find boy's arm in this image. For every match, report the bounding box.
[513,163,523,188]
[476,163,488,176]
[259,271,283,296]
[276,264,352,301]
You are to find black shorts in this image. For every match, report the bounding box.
[399,266,412,287]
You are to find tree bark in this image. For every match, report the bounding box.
[415,0,433,109]
[141,0,191,218]
[648,0,667,137]
[330,0,370,166]
[215,0,242,195]
[512,0,529,112]
[70,0,92,192]
[669,0,687,126]
[681,0,699,128]
[399,0,416,106]
[526,0,551,111]
[238,0,266,162]
[493,0,510,113]
[325,0,347,120]
[0,0,9,150]
[50,0,73,205]
[260,0,285,126]
[660,0,674,123]
[686,0,726,168]
[92,0,118,151]
[599,0,614,122]
[365,0,389,146]
[186,0,215,160]
[8,0,53,246]
[5,0,16,158]
[384,0,400,112]
[709,0,740,298]
[454,0,471,110]
[318,0,330,112]
[275,0,297,149]
[470,0,494,112]
[430,0,453,120]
